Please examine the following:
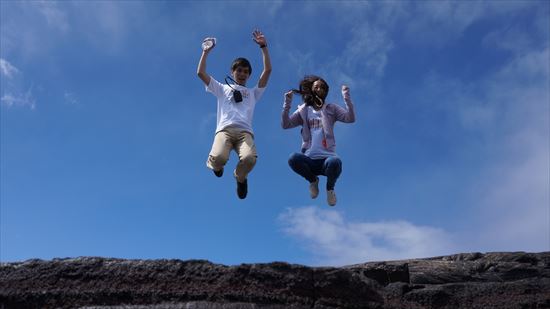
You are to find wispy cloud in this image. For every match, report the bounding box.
[1,88,36,110]
[286,51,316,80]
[409,11,549,253]
[401,1,537,48]
[396,34,549,254]
[323,23,393,90]
[266,0,284,18]
[402,1,485,48]
[283,5,394,92]
[64,91,78,105]
[0,1,70,58]
[314,1,540,88]
[0,58,19,79]
[279,207,454,266]
[35,0,69,32]
[469,40,549,252]
[475,139,549,252]
[1,1,147,58]
[77,1,136,52]
[0,58,36,110]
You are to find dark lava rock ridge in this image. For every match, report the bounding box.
[1,252,549,308]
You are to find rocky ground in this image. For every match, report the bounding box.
[1,252,549,308]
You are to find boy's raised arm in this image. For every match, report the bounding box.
[253,29,272,88]
[197,38,215,86]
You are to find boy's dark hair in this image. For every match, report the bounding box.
[231,57,252,75]
[293,75,329,106]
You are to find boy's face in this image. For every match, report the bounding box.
[232,66,250,86]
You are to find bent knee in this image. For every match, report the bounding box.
[288,152,302,166]
[209,153,229,166]
[240,154,257,167]
[325,157,342,171]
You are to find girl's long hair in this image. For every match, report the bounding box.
[291,75,329,108]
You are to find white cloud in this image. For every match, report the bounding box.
[0,1,148,58]
[0,1,71,58]
[286,51,316,80]
[483,26,537,54]
[397,18,549,254]
[283,6,395,91]
[266,0,284,18]
[1,88,36,110]
[280,207,454,266]
[411,45,548,134]
[475,138,549,252]
[403,1,484,47]
[401,1,537,48]
[0,59,35,110]
[285,1,535,90]
[0,58,20,79]
[328,23,394,89]
[470,43,549,252]
[413,48,548,253]
[68,1,141,54]
[36,0,69,32]
[64,91,78,105]
[319,1,540,88]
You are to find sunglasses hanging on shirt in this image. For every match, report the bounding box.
[225,76,243,103]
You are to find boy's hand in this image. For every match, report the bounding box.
[284,90,294,102]
[252,29,267,47]
[342,85,351,100]
[202,37,216,53]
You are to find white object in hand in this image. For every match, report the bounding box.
[202,38,216,50]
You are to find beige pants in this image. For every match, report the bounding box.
[206,127,257,182]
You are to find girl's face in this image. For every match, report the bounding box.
[232,66,250,86]
[312,80,328,99]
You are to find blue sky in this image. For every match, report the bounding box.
[1,1,549,266]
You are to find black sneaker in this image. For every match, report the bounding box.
[213,168,223,177]
[236,178,248,199]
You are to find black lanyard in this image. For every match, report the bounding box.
[225,76,243,103]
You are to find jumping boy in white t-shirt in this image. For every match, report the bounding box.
[197,29,272,199]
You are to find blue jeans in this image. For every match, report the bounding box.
[288,153,342,190]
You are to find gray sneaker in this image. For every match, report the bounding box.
[310,177,319,199]
[327,190,337,206]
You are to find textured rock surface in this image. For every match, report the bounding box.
[1,252,549,309]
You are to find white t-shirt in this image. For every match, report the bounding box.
[304,106,336,159]
[206,77,266,134]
